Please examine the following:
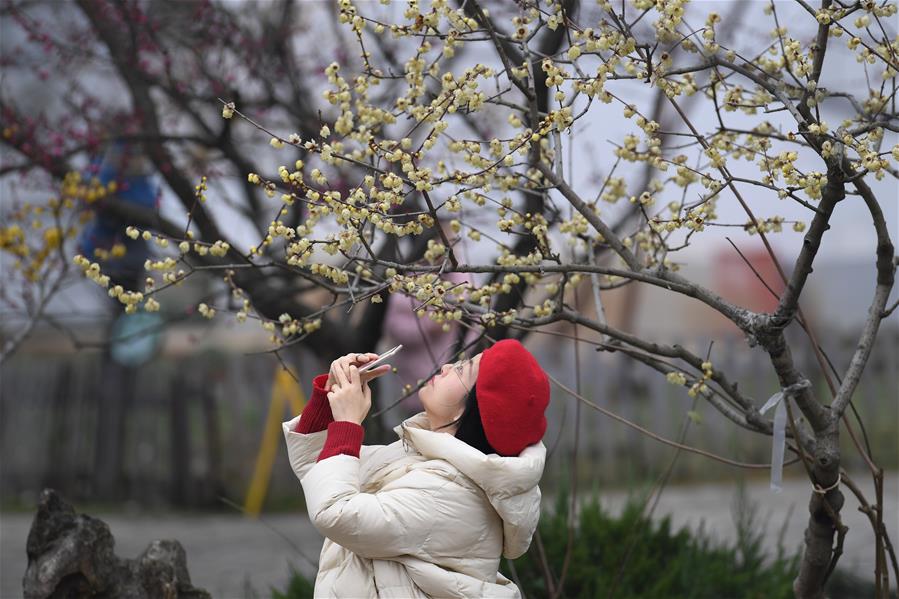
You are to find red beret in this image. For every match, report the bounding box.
[476,339,550,456]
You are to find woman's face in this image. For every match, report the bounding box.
[419,353,482,430]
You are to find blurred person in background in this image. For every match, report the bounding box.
[77,140,158,293]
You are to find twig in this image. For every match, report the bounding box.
[549,374,798,469]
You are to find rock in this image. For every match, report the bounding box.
[23,489,211,599]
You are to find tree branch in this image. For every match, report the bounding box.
[538,163,641,270]
[830,178,896,418]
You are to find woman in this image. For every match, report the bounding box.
[282,339,550,597]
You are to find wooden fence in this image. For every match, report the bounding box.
[1,327,895,508]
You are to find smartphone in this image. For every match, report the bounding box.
[358,344,403,372]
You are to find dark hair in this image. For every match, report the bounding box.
[453,387,498,455]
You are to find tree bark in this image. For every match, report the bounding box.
[793,419,844,599]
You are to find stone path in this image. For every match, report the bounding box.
[2,473,895,598]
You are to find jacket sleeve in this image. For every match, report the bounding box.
[282,417,327,483]
[282,374,333,482]
[294,374,332,433]
[300,455,453,559]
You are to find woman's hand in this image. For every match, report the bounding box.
[327,363,371,425]
[326,353,390,390]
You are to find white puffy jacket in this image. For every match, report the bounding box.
[282,412,546,598]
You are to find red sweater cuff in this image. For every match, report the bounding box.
[294,374,333,434]
[317,421,364,462]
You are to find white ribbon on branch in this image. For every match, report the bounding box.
[759,379,811,493]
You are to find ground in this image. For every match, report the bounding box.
[1,473,895,598]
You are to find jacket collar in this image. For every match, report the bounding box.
[395,412,545,498]
[396,411,545,559]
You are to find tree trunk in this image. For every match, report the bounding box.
[794,421,844,598]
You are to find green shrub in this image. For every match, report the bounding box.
[270,486,878,599]
[507,486,877,599]
[506,486,798,599]
[269,566,314,599]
